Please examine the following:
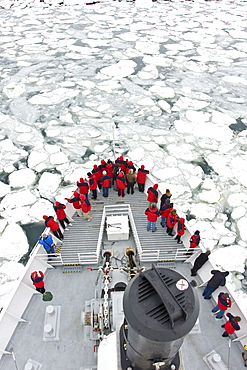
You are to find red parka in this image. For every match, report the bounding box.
[147,184,158,203]
[65,191,81,210]
[177,218,185,236]
[31,271,44,288]
[166,212,177,228]
[43,215,60,232]
[218,293,232,311]
[77,178,89,195]
[99,160,107,173]
[160,203,173,218]
[106,163,114,178]
[54,202,66,220]
[116,172,127,189]
[80,195,92,213]
[145,207,160,222]
[126,161,136,173]
[223,313,241,335]
[92,165,102,181]
[190,232,200,248]
[137,165,149,184]
[116,156,128,173]
[100,174,112,188]
[88,174,98,190]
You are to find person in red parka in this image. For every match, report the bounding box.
[116,171,127,197]
[212,292,232,319]
[166,209,178,236]
[116,156,128,174]
[126,160,136,173]
[190,230,200,249]
[80,194,92,221]
[98,159,107,173]
[186,230,201,256]
[31,271,45,294]
[100,170,112,197]
[53,201,71,230]
[106,160,114,185]
[137,165,149,192]
[65,191,82,217]
[145,204,160,232]
[92,164,102,189]
[147,184,158,206]
[87,172,98,200]
[160,199,173,228]
[221,313,241,337]
[43,215,63,240]
[174,218,186,244]
[77,178,89,199]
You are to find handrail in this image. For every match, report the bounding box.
[36,253,63,265]
[96,207,106,262]
[127,204,143,258]
[140,249,160,261]
[78,252,98,264]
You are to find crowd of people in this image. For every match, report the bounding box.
[40,156,151,240]
[37,155,206,258]
[34,155,243,344]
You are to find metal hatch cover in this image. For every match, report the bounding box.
[123,264,199,342]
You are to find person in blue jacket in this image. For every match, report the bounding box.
[38,233,56,257]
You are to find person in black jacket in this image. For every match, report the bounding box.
[202,270,229,299]
[160,189,172,208]
[191,250,211,276]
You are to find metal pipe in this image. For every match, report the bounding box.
[227,338,231,370]
[10,349,19,370]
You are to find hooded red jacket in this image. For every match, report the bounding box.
[145,207,160,222]
[65,192,81,210]
[166,212,177,228]
[217,293,232,311]
[31,271,44,288]
[116,172,127,189]
[177,218,185,236]
[224,313,241,334]
[54,202,66,220]
[80,195,92,213]
[116,156,128,173]
[92,165,102,181]
[43,216,60,231]
[99,160,107,173]
[106,163,114,177]
[147,185,158,203]
[190,233,200,248]
[100,174,112,188]
[77,178,89,194]
[137,165,149,183]
[160,203,173,218]
[88,174,97,190]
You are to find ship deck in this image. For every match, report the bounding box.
[0,188,245,370]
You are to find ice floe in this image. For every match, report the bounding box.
[8,168,36,188]
[0,223,29,260]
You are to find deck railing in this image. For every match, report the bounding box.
[127,205,143,258]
